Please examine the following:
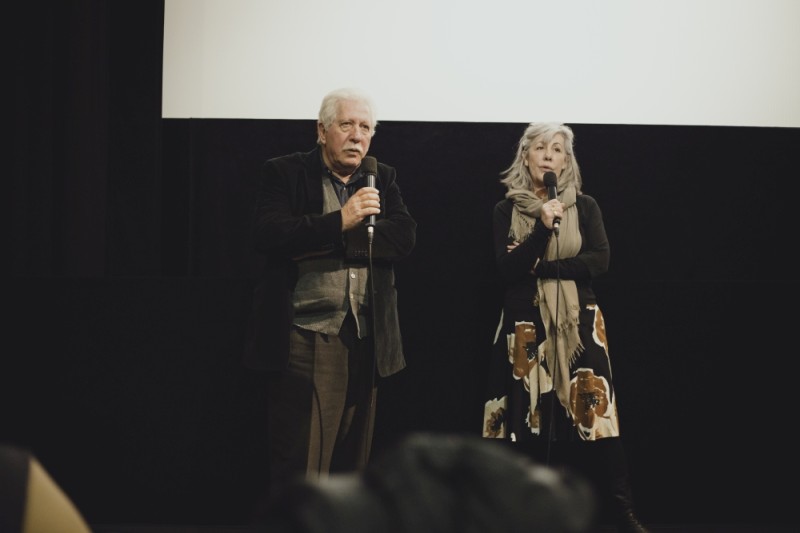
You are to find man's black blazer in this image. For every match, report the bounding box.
[243,146,417,377]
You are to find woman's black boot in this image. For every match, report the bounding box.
[578,438,649,533]
[610,475,649,533]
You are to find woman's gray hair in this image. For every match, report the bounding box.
[317,87,378,143]
[500,122,582,193]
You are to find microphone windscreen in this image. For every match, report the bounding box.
[543,171,557,188]
[362,156,378,176]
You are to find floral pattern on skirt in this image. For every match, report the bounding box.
[483,304,620,443]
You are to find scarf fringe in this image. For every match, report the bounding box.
[567,341,585,368]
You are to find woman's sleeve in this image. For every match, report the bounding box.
[494,201,553,282]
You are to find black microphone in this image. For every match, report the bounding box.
[362,156,378,241]
[543,171,560,235]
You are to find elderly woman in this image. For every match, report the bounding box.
[483,123,648,532]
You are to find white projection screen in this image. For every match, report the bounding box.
[162,0,800,127]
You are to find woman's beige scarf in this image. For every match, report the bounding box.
[506,184,582,413]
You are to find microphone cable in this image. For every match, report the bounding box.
[544,225,561,468]
[363,164,378,468]
[364,224,378,469]
[314,381,323,476]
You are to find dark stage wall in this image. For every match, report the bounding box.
[7,0,798,528]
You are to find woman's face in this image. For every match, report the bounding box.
[524,133,568,188]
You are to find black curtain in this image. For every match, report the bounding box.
[12,0,163,277]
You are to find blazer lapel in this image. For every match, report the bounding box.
[301,147,325,214]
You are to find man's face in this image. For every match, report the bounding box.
[318,99,373,178]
